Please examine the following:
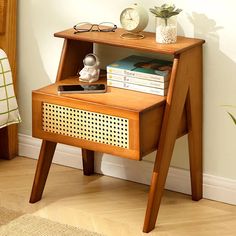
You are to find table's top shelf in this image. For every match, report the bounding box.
[54,28,205,55]
[34,77,166,113]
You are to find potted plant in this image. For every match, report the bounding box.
[150,4,182,44]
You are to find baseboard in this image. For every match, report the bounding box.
[18,133,236,205]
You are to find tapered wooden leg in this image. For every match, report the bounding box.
[0,125,18,160]
[143,47,199,232]
[186,47,203,201]
[30,140,57,203]
[82,149,94,176]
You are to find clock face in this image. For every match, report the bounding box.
[120,8,140,32]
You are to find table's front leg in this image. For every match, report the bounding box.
[30,140,57,203]
[143,49,192,232]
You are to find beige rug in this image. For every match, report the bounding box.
[0,207,104,236]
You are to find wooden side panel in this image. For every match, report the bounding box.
[0,0,7,34]
[139,93,187,159]
[140,106,164,157]
[0,0,18,160]
[56,39,93,82]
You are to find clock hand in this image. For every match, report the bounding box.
[128,11,133,20]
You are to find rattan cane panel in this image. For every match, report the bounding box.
[42,103,129,149]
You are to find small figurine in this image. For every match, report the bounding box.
[79,53,100,83]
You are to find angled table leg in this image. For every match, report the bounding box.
[143,46,202,233]
[82,149,94,176]
[30,140,57,203]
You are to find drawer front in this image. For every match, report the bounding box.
[42,102,129,149]
[32,93,141,160]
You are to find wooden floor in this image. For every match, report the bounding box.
[0,157,236,236]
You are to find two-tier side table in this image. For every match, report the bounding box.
[29,28,204,233]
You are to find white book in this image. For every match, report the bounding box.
[107,67,169,82]
[107,79,167,96]
[107,73,169,89]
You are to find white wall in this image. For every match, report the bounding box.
[18,0,236,183]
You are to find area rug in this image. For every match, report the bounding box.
[0,207,104,236]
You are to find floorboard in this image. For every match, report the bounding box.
[0,157,235,236]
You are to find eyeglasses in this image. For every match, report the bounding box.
[73,22,117,34]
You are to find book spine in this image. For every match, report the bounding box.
[107,79,167,96]
[107,66,168,82]
[107,73,169,89]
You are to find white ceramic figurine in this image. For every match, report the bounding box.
[79,53,100,83]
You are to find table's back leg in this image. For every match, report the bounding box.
[30,140,57,203]
[186,46,203,201]
[82,149,94,176]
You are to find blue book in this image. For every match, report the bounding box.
[107,55,172,82]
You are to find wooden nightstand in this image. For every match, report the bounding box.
[30,27,205,233]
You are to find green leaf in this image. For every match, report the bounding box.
[161,3,169,8]
[167,6,175,12]
[149,8,161,17]
[150,8,157,14]
[150,4,182,18]
[176,8,183,13]
[168,12,180,17]
[160,9,170,18]
[154,6,161,11]
[228,112,236,125]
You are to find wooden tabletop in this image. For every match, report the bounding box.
[34,77,166,112]
[54,28,205,55]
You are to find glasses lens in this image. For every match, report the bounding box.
[74,22,92,32]
[98,22,117,32]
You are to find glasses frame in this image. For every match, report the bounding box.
[73,22,117,34]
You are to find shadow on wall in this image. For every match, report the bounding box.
[188,12,236,174]
[189,12,236,124]
[188,12,223,39]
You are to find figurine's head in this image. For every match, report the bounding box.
[83,54,99,67]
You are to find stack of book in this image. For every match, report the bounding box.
[106,55,172,96]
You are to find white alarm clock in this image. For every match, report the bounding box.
[120,3,149,39]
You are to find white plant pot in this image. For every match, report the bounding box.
[155,16,177,44]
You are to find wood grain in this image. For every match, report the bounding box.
[35,77,166,113]
[54,28,205,55]
[32,91,147,160]
[0,0,18,160]
[140,105,164,157]
[0,0,7,34]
